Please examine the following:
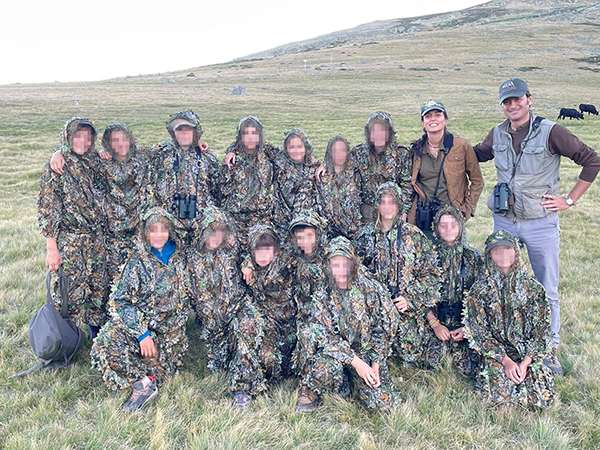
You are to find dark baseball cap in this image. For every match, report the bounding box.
[498,78,529,104]
[420,100,447,117]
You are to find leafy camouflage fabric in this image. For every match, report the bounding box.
[38,117,110,327]
[271,129,318,238]
[463,230,555,409]
[299,236,399,410]
[188,206,266,395]
[90,208,192,390]
[221,116,276,248]
[245,224,297,382]
[97,123,150,288]
[146,111,220,239]
[315,135,363,239]
[350,112,413,220]
[421,205,483,375]
[355,182,441,368]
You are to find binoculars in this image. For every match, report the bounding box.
[172,194,198,220]
[493,183,511,214]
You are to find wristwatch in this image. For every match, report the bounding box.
[564,195,575,207]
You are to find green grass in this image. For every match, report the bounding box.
[1,19,600,449]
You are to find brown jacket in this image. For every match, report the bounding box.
[408,132,484,223]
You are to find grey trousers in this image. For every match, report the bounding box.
[493,213,560,347]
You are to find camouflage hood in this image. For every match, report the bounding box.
[197,206,236,251]
[324,134,351,175]
[247,223,279,253]
[364,111,397,152]
[375,181,402,228]
[166,110,203,148]
[432,204,465,245]
[229,115,264,153]
[58,117,97,155]
[282,128,314,166]
[326,235,360,285]
[484,230,522,274]
[101,122,138,160]
[288,209,328,258]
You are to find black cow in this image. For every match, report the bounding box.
[579,103,599,116]
[558,108,584,120]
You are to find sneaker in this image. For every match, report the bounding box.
[232,391,252,409]
[295,386,320,413]
[122,378,158,412]
[544,353,563,376]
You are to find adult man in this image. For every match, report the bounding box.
[474,78,600,374]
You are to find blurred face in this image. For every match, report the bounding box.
[205,227,225,251]
[174,125,194,148]
[330,255,352,289]
[378,193,399,222]
[241,126,260,151]
[369,122,388,151]
[422,110,447,134]
[109,130,130,161]
[71,128,92,155]
[294,227,317,256]
[286,136,306,163]
[490,245,516,273]
[146,222,169,250]
[502,95,531,124]
[254,246,275,267]
[331,140,348,168]
[437,214,460,245]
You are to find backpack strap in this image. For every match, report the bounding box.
[57,267,70,319]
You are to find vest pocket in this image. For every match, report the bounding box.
[519,146,548,175]
[513,185,551,219]
[492,144,510,171]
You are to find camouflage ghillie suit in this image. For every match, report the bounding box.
[421,205,483,375]
[287,210,329,374]
[146,111,220,241]
[463,231,555,409]
[350,112,413,221]
[221,116,276,248]
[355,182,441,368]
[91,208,192,390]
[38,117,110,327]
[98,123,149,288]
[299,236,399,410]
[188,206,266,395]
[315,135,363,240]
[272,129,319,238]
[245,224,297,382]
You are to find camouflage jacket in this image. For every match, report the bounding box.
[463,231,551,364]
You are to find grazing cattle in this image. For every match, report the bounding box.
[579,103,599,116]
[558,108,584,120]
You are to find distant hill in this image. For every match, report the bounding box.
[234,0,600,61]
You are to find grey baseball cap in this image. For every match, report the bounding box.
[420,100,447,117]
[498,78,529,104]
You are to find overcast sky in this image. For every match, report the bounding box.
[0,0,486,85]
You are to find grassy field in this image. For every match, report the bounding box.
[1,18,600,449]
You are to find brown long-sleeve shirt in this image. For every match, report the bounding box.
[474,120,600,182]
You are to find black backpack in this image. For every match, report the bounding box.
[13,269,84,377]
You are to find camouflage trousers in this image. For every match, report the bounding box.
[55,231,109,327]
[256,315,297,383]
[392,312,432,368]
[421,331,482,378]
[300,353,398,411]
[196,301,267,396]
[105,231,137,290]
[473,357,555,410]
[90,321,189,390]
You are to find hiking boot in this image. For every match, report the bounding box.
[232,391,252,409]
[544,353,563,376]
[122,378,158,412]
[295,386,320,413]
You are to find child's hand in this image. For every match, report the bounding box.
[370,361,381,388]
[450,327,465,342]
[98,150,112,160]
[140,336,157,359]
[50,151,65,175]
[393,296,409,313]
[314,164,326,182]
[242,267,254,285]
[352,356,378,389]
[224,152,236,168]
[46,238,61,271]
